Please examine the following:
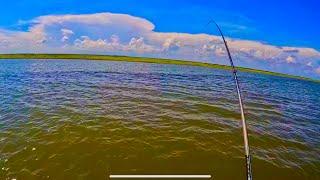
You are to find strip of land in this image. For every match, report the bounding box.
[0,53,318,83]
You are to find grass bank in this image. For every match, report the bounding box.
[0,53,318,83]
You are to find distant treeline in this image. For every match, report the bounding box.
[0,53,318,83]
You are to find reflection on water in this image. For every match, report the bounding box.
[0,59,319,179]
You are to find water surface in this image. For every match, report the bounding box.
[0,59,319,179]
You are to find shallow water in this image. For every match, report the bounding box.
[0,59,319,179]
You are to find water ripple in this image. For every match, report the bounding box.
[0,59,319,179]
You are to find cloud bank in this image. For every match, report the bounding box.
[0,12,319,79]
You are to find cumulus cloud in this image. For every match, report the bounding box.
[0,12,320,79]
[61,28,74,42]
[286,56,295,64]
[162,39,181,51]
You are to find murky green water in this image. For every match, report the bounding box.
[0,59,319,179]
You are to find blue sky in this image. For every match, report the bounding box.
[1,0,319,49]
[0,0,320,79]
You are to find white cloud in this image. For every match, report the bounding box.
[61,28,74,42]
[286,56,295,63]
[0,12,319,79]
[74,36,108,49]
[127,37,156,53]
[307,62,312,67]
[61,29,74,36]
[162,38,181,51]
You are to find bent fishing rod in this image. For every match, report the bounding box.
[207,21,253,180]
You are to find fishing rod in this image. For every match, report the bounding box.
[207,20,253,180]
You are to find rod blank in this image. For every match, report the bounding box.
[208,20,253,180]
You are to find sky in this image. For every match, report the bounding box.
[0,0,320,79]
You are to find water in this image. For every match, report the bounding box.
[0,59,319,179]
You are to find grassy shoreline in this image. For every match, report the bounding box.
[0,53,318,83]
